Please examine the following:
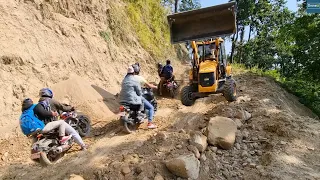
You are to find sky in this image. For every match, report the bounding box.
[198,0,299,54]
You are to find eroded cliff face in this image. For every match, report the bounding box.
[0,0,187,140]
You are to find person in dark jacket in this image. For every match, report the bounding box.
[32,88,88,150]
[34,88,73,123]
[21,98,88,150]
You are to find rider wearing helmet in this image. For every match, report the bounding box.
[159,59,174,96]
[119,66,145,120]
[34,88,74,123]
[131,63,157,129]
[157,63,163,77]
[22,98,88,150]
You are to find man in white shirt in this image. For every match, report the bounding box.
[132,63,158,129]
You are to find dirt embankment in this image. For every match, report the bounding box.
[0,0,187,141]
[1,71,320,180]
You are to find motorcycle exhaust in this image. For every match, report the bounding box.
[55,144,71,154]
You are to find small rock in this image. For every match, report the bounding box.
[234,119,242,129]
[210,146,218,152]
[249,163,256,168]
[179,129,186,133]
[121,165,131,175]
[235,143,241,150]
[242,131,249,139]
[252,143,259,149]
[256,150,263,156]
[256,165,263,170]
[242,144,248,150]
[217,150,223,155]
[242,163,248,166]
[154,173,164,180]
[280,141,286,145]
[246,158,252,163]
[250,151,255,155]
[165,154,200,179]
[69,174,85,180]
[152,138,157,144]
[156,132,167,141]
[189,131,208,152]
[176,144,183,149]
[135,167,143,174]
[200,154,207,162]
[204,117,209,121]
[187,145,201,159]
[241,151,248,157]
[307,147,315,151]
[243,111,252,121]
[252,137,258,141]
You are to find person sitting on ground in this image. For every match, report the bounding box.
[131,63,157,129]
[118,66,145,120]
[159,59,175,96]
[20,98,88,150]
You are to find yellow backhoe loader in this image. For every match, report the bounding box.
[167,1,237,106]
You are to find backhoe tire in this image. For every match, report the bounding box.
[223,78,237,102]
[181,86,195,106]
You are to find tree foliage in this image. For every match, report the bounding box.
[161,0,200,12]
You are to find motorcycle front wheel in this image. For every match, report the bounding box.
[77,116,91,137]
[39,151,62,167]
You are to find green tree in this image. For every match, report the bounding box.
[178,0,201,12]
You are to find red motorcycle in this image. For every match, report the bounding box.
[158,77,179,98]
[59,110,91,137]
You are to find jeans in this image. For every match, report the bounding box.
[141,96,154,122]
[42,120,85,146]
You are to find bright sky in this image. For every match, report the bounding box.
[199,0,299,54]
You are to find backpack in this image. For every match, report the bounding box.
[39,98,51,112]
[19,104,45,136]
[38,98,55,124]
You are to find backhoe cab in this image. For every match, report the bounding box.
[167,2,237,106]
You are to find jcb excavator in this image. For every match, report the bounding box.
[167,1,237,106]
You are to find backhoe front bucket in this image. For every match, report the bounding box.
[167,2,236,44]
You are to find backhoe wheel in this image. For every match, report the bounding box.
[223,78,237,102]
[181,86,195,106]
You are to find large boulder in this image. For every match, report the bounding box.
[206,116,237,150]
[189,131,208,152]
[165,154,200,179]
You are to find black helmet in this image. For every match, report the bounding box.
[132,64,140,74]
[21,98,33,111]
[39,88,53,98]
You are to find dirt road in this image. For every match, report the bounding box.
[1,72,320,180]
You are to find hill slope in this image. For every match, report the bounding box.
[0,0,187,140]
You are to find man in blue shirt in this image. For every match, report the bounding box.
[159,59,174,96]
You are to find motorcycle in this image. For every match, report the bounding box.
[118,87,158,134]
[158,77,179,98]
[59,110,91,137]
[29,129,74,166]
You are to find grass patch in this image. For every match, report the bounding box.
[99,31,110,42]
[124,0,174,59]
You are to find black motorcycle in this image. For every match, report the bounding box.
[59,109,91,137]
[29,129,74,166]
[118,87,157,133]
